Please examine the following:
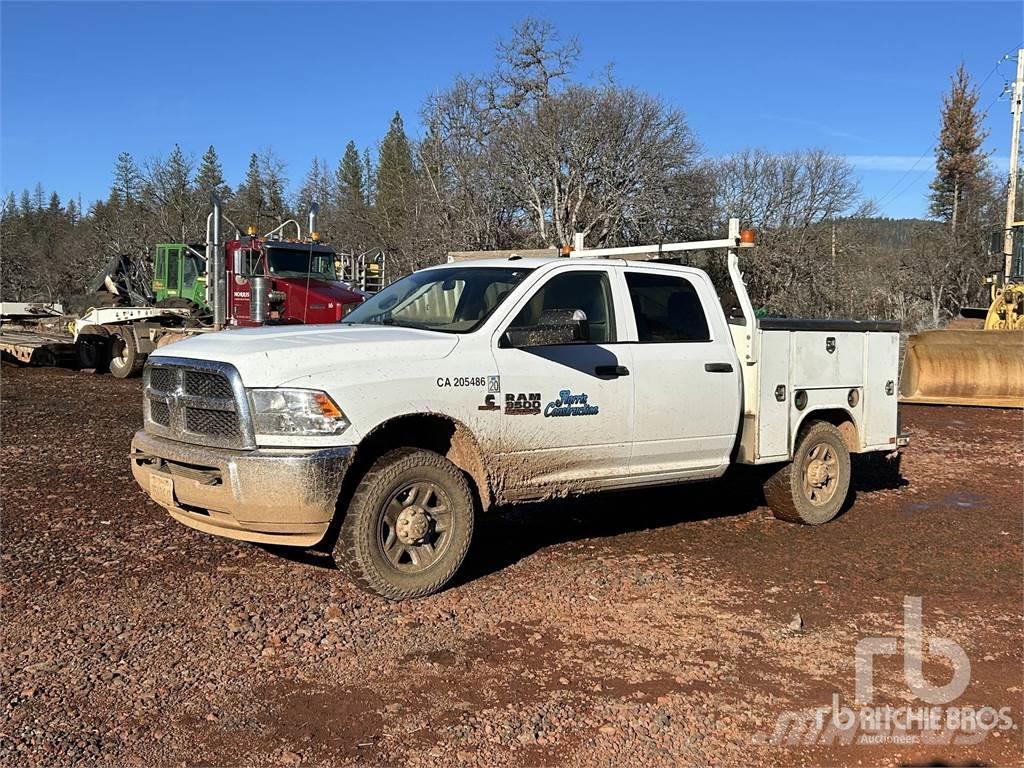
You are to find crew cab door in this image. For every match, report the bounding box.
[623,267,741,476]
[490,265,634,493]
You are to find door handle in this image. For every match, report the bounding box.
[704,362,733,373]
[595,365,630,377]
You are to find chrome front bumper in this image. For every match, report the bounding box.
[130,430,354,547]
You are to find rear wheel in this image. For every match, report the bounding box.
[764,421,851,525]
[335,448,475,600]
[106,327,145,379]
[76,324,110,371]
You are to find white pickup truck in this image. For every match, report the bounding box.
[131,220,907,599]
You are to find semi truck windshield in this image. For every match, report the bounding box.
[266,246,338,280]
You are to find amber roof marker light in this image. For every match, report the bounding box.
[739,229,756,248]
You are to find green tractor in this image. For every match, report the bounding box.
[151,243,207,309]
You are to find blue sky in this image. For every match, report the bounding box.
[1,1,1020,219]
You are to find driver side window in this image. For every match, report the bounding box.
[509,270,615,343]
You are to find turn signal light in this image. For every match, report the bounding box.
[313,392,344,419]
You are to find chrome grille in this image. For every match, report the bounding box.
[142,359,255,449]
[149,367,174,393]
[150,400,171,427]
[183,370,233,399]
[185,407,239,437]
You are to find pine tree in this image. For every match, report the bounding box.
[298,157,331,213]
[19,190,32,216]
[2,192,16,218]
[65,197,79,225]
[110,152,143,206]
[363,148,375,206]
[47,192,62,216]
[237,153,265,229]
[197,145,230,201]
[336,141,365,206]
[376,112,415,225]
[32,183,46,212]
[259,149,288,226]
[929,63,990,234]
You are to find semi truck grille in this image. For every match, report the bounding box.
[142,360,255,449]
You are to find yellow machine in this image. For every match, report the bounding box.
[900,226,1024,408]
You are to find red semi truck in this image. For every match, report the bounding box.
[74,198,367,377]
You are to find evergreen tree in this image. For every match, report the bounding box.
[259,149,288,227]
[110,152,143,205]
[32,183,45,212]
[363,147,375,206]
[376,112,415,225]
[298,157,331,213]
[929,63,990,233]
[196,145,230,201]
[2,192,16,217]
[236,153,265,229]
[47,192,62,216]
[335,141,365,206]
[19,189,32,216]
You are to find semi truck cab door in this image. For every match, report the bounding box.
[491,266,634,493]
[623,268,741,476]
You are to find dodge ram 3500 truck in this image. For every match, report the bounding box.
[131,220,908,600]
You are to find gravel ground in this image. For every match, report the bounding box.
[2,364,1022,767]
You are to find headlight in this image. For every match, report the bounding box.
[248,389,349,436]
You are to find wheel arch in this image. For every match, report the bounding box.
[352,412,492,512]
[793,407,859,453]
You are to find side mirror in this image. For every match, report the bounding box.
[502,308,589,348]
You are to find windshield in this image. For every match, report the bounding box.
[266,245,338,280]
[343,266,534,333]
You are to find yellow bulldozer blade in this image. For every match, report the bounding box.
[899,329,1024,408]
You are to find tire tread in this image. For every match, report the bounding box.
[335,448,474,601]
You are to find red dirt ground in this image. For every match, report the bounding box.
[2,364,1022,766]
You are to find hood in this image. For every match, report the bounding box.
[274,277,366,324]
[152,324,460,386]
[275,276,366,305]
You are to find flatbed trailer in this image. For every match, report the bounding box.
[0,303,78,368]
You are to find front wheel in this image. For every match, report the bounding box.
[335,448,475,600]
[764,421,852,525]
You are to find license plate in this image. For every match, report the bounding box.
[150,474,175,507]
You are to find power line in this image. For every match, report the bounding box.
[874,146,934,207]
[874,46,1021,213]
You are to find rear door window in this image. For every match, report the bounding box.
[625,271,710,342]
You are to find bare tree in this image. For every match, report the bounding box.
[713,149,867,315]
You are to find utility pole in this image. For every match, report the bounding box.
[1003,48,1024,278]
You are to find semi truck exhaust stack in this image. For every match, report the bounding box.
[308,203,320,241]
[208,194,226,329]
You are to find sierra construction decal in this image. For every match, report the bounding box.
[544,390,599,417]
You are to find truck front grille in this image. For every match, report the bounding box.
[143,359,255,449]
[185,406,239,437]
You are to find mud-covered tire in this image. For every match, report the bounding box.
[106,327,145,379]
[764,421,851,525]
[76,324,110,371]
[335,448,474,600]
